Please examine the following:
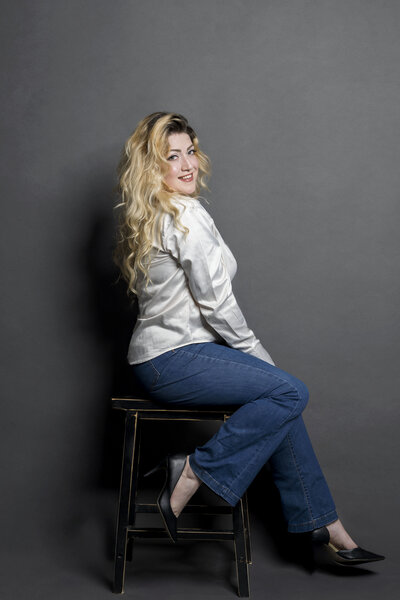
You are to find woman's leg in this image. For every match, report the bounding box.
[267,415,337,532]
[132,341,338,533]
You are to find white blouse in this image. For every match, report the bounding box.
[127,196,274,366]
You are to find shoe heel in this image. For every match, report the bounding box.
[144,458,166,478]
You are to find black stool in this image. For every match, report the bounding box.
[112,397,251,597]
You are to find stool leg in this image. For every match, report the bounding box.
[113,411,138,594]
[242,493,252,565]
[232,499,250,597]
[126,418,142,562]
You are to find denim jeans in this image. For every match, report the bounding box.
[131,341,338,533]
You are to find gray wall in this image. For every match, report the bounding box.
[1,1,399,598]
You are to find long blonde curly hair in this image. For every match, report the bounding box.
[114,112,211,295]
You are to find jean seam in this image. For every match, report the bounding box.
[291,509,338,527]
[148,360,160,389]
[149,361,160,377]
[287,431,315,524]
[228,427,275,493]
[177,346,305,401]
[288,509,338,531]
[196,466,240,500]
[189,456,240,505]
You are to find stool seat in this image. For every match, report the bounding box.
[112,396,241,418]
[112,396,251,597]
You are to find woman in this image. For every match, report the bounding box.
[114,112,384,568]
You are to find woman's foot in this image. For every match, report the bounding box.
[326,519,357,550]
[311,522,385,567]
[170,455,202,517]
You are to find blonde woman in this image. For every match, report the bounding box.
[114,112,384,568]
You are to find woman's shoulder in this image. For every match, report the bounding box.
[161,195,213,242]
[169,194,202,212]
[164,195,210,225]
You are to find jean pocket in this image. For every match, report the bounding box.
[149,349,180,389]
[148,360,161,389]
[131,360,160,391]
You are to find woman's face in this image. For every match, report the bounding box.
[163,132,199,195]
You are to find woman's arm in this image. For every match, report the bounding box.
[163,202,275,365]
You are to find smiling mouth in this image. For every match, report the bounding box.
[179,173,194,182]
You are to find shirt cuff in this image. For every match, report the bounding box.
[248,341,275,366]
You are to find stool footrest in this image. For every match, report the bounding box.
[127,527,234,541]
[135,502,232,515]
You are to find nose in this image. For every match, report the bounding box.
[181,154,193,171]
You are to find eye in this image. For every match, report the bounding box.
[167,154,178,161]
[188,148,197,155]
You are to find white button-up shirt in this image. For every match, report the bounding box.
[127,196,274,366]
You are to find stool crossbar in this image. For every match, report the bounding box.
[112,397,251,597]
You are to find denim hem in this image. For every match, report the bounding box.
[189,455,240,507]
[287,509,339,533]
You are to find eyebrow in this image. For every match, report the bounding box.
[168,144,194,153]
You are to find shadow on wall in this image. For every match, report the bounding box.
[83,204,140,491]
[84,207,139,393]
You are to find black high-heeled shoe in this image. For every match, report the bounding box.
[311,526,385,567]
[144,453,187,543]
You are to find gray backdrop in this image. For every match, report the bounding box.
[1,1,399,599]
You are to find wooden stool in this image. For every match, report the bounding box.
[112,397,252,597]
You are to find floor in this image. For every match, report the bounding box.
[2,482,397,600]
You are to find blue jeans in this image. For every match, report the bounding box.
[131,341,338,533]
